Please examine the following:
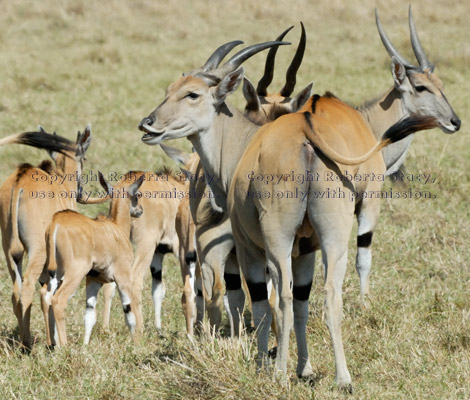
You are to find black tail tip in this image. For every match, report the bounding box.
[383,115,439,144]
[19,131,75,154]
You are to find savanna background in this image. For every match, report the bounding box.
[0,0,468,398]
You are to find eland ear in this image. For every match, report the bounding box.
[212,67,244,105]
[391,56,408,91]
[76,124,92,157]
[98,171,113,195]
[290,82,313,111]
[242,77,261,112]
[128,174,145,197]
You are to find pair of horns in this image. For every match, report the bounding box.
[198,40,290,81]
[376,6,434,72]
[256,22,306,97]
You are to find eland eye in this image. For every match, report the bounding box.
[415,85,428,93]
[185,92,200,100]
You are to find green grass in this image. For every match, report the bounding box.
[0,0,469,398]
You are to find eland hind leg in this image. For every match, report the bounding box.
[150,244,171,332]
[236,242,272,369]
[102,282,116,331]
[129,237,159,335]
[113,263,138,341]
[83,277,103,345]
[261,232,299,378]
[3,247,24,341]
[51,262,88,347]
[355,196,381,307]
[223,251,245,337]
[180,249,197,335]
[292,249,316,379]
[309,200,355,392]
[20,248,47,349]
[196,216,234,335]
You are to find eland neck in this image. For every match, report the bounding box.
[358,87,412,175]
[189,102,259,208]
[109,195,132,236]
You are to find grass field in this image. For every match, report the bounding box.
[0,0,469,398]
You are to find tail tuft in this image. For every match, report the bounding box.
[382,115,439,144]
[0,130,74,154]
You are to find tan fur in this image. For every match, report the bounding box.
[100,159,203,336]
[228,91,451,387]
[45,174,144,347]
[123,171,185,333]
[0,128,90,349]
[175,195,203,335]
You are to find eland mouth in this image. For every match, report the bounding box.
[139,119,165,145]
[440,117,461,134]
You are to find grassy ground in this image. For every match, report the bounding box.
[0,0,469,398]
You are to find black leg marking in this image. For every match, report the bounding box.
[224,273,241,291]
[87,269,100,278]
[357,232,373,248]
[156,243,173,254]
[311,94,320,114]
[12,253,23,266]
[246,281,268,302]
[86,304,94,310]
[197,290,203,297]
[293,282,312,301]
[150,267,162,281]
[185,251,197,265]
[123,304,131,313]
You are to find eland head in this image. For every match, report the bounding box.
[376,7,460,133]
[139,40,289,145]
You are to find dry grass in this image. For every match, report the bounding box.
[0,0,469,398]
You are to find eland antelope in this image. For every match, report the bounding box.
[45,172,145,347]
[84,160,203,337]
[157,26,311,336]
[227,11,460,391]
[350,8,462,304]
[0,127,91,350]
[138,9,459,391]
[118,170,186,336]
[140,39,291,336]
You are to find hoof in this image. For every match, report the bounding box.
[339,383,353,394]
[268,346,277,359]
[298,373,317,388]
[45,344,56,352]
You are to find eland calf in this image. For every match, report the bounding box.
[45,172,144,347]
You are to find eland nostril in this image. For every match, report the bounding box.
[451,117,461,131]
[138,117,153,130]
